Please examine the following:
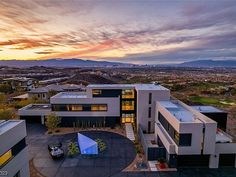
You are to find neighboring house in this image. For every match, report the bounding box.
[3,77,37,91]
[18,83,236,168]
[28,84,84,100]
[0,120,29,177]
[12,93,29,101]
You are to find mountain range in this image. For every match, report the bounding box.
[0,59,235,68]
[178,59,236,68]
[0,58,133,68]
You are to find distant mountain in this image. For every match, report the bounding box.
[179,60,236,68]
[0,58,133,68]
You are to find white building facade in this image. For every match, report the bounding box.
[0,120,30,177]
[18,83,236,168]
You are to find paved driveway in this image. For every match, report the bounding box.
[26,124,136,177]
[26,124,236,177]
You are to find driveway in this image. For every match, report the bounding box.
[26,124,136,177]
[26,124,236,177]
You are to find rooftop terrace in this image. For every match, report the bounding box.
[52,92,87,99]
[26,104,51,110]
[159,101,195,122]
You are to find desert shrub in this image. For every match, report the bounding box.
[95,138,106,152]
[68,141,79,157]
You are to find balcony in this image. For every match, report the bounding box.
[155,122,175,154]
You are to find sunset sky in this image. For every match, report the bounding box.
[0,0,236,64]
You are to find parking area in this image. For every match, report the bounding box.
[26,124,236,177]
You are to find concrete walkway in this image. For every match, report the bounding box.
[125,123,135,141]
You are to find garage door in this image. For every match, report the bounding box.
[219,154,236,166]
[177,155,210,167]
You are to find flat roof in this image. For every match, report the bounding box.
[52,92,87,99]
[88,84,168,91]
[26,104,51,110]
[0,120,23,135]
[191,106,224,113]
[159,101,195,122]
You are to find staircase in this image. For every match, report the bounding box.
[125,123,135,141]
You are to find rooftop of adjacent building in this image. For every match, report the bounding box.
[191,105,225,113]
[87,83,169,91]
[0,120,24,135]
[3,77,33,82]
[51,92,87,99]
[29,84,83,93]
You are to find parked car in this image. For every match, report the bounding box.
[48,142,64,159]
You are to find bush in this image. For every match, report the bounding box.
[68,141,79,157]
[95,138,106,152]
[0,106,17,120]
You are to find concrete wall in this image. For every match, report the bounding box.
[1,148,30,177]
[177,122,203,155]
[0,121,27,155]
[136,89,170,133]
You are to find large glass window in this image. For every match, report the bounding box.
[121,113,135,123]
[91,105,107,111]
[0,150,12,166]
[92,89,102,95]
[158,112,192,146]
[122,89,135,99]
[71,105,83,111]
[149,93,152,104]
[179,134,192,146]
[148,107,151,118]
[122,101,135,110]
[52,104,107,112]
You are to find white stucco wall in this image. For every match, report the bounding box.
[137,89,170,132]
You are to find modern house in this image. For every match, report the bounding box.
[150,99,236,168]
[18,83,236,168]
[3,77,37,91]
[0,120,29,177]
[28,84,84,100]
[19,84,170,131]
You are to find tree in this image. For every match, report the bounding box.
[45,113,61,132]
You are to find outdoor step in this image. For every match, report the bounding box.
[125,123,135,141]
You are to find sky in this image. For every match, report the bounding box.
[0,0,236,64]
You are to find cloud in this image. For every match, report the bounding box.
[0,0,235,63]
[35,49,58,55]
